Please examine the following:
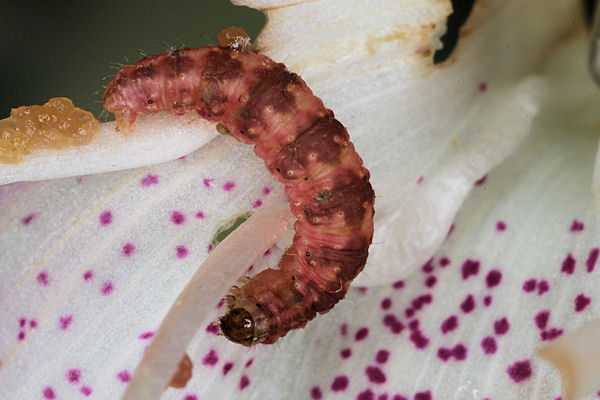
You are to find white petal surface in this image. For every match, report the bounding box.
[0,113,217,185]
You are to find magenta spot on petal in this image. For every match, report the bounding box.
[30,319,37,328]
[496,221,506,231]
[570,219,585,232]
[99,210,113,226]
[425,276,437,288]
[383,314,405,334]
[202,349,219,366]
[561,253,576,275]
[183,395,198,400]
[481,336,497,354]
[117,370,131,383]
[311,386,323,399]
[409,330,429,349]
[417,176,424,184]
[393,396,409,400]
[138,331,155,340]
[83,270,94,281]
[421,259,434,274]
[452,344,467,360]
[140,174,159,186]
[541,328,563,341]
[37,271,50,286]
[358,389,375,400]
[262,186,271,195]
[375,349,390,364]
[355,327,369,341]
[206,323,219,334]
[340,323,348,336]
[535,311,550,330]
[19,318,26,328]
[80,386,92,396]
[507,360,532,383]
[245,358,253,368]
[414,391,432,400]
[381,297,392,310]
[522,279,537,292]
[461,259,480,280]
[460,295,475,314]
[223,181,236,192]
[575,293,591,312]
[439,257,451,267]
[331,375,349,391]
[483,295,492,306]
[392,280,405,289]
[437,347,452,362]
[239,375,250,390]
[171,211,186,225]
[43,386,56,399]
[101,281,114,296]
[252,199,263,208]
[441,315,458,334]
[59,315,73,330]
[447,224,455,237]
[587,248,599,272]
[17,331,25,341]
[494,318,510,335]
[176,245,189,259]
[474,175,487,186]
[21,213,37,225]
[222,362,234,376]
[486,270,502,288]
[195,210,205,219]
[478,81,488,92]
[408,320,420,331]
[66,368,81,384]
[122,243,136,257]
[341,348,352,359]
[366,365,386,384]
[203,178,214,188]
[537,280,550,295]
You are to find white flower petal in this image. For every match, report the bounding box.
[0,113,217,185]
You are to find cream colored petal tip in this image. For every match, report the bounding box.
[0,112,217,185]
[539,319,600,400]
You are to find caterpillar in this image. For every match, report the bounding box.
[103,27,375,346]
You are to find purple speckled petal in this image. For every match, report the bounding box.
[0,0,592,400]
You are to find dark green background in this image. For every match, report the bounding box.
[0,1,265,118]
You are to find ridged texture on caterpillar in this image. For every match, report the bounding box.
[103,32,374,346]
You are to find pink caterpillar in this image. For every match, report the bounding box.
[103,28,374,346]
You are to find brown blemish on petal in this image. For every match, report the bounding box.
[168,353,193,389]
[0,97,99,164]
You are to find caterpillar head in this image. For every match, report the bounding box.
[219,308,257,347]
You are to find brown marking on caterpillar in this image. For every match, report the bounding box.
[0,97,99,164]
[103,27,375,346]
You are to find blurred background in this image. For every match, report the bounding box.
[0,0,265,118]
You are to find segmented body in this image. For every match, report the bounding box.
[103,30,374,346]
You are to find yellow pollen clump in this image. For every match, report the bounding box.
[0,97,99,164]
